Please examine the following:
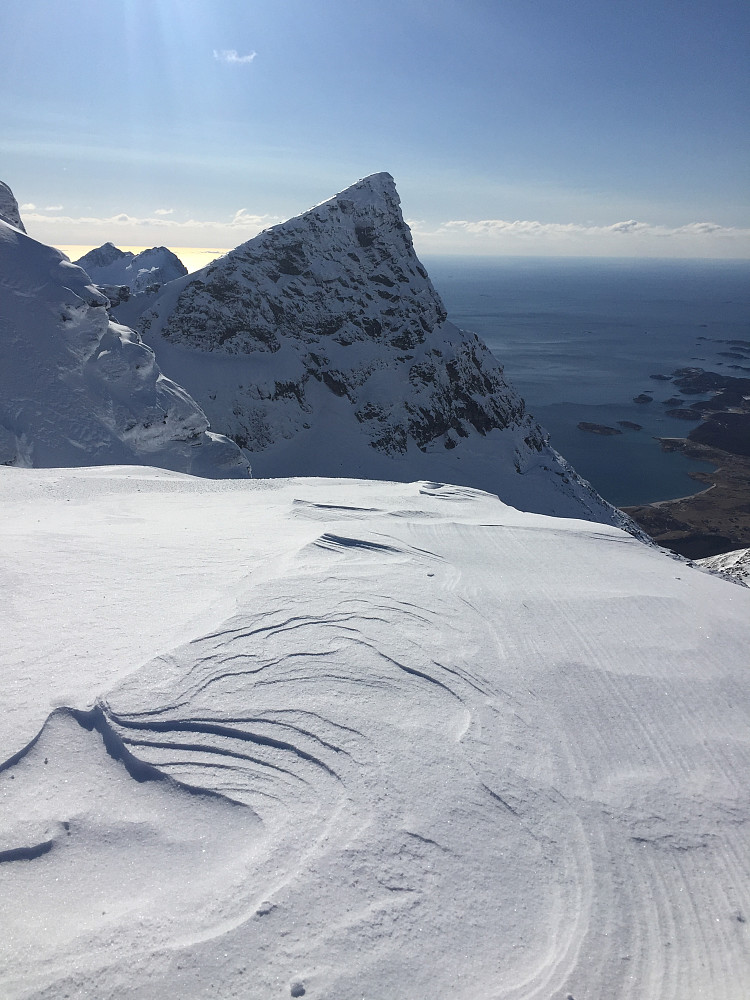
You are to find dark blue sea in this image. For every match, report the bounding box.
[423,256,750,507]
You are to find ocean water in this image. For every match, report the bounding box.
[423,256,750,507]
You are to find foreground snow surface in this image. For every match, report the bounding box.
[2,467,749,1000]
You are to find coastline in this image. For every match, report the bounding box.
[622,438,750,559]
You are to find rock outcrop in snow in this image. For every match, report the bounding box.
[0,181,26,232]
[139,173,630,525]
[699,546,750,585]
[0,194,249,477]
[75,242,188,294]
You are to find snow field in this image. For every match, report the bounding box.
[1,468,748,999]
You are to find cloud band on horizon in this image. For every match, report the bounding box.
[17,207,750,259]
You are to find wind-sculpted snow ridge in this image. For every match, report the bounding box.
[2,468,749,999]
[138,173,631,526]
[0,180,25,232]
[76,243,188,294]
[0,211,249,476]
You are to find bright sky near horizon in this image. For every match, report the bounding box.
[2,0,749,257]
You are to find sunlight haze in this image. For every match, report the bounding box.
[2,0,749,257]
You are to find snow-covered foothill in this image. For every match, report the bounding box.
[1,467,749,999]
[75,242,188,294]
[0,208,249,476]
[138,173,633,527]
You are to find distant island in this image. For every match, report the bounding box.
[577,421,622,436]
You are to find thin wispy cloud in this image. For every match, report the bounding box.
[20,203,36,211]
[408,217,750,257]
[44,204,63,212]
[230,208,268,226]
[20,207,750,261]
[22,207,281,248]
[24,209,277,229]
[213,49,257,65]
[432,218,745,239]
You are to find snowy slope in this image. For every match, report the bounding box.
[0,213,249,476]
[75,242,188,293]
[2,466,749,1000]
[139,174,630,526]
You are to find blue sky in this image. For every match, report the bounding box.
[1,0,748,256]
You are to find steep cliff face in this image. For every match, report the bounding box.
[0,198,249,477]
[140,173,629,524]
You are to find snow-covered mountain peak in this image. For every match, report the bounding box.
[147,170,444,356]
[0,180,26,233]
[76,241,132,270]
[310,170,406,225]
[75,243,188,294]
[137,173,633,526]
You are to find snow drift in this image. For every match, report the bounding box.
[0,197,249,477]
[1,467,749,999]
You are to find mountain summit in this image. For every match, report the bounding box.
[140,173,629,525]
[147,172,443,355]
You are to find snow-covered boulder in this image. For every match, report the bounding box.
[75,242,188,294]
[0,211,249,476]
[139,173,631,526]
[0,180,25,232]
